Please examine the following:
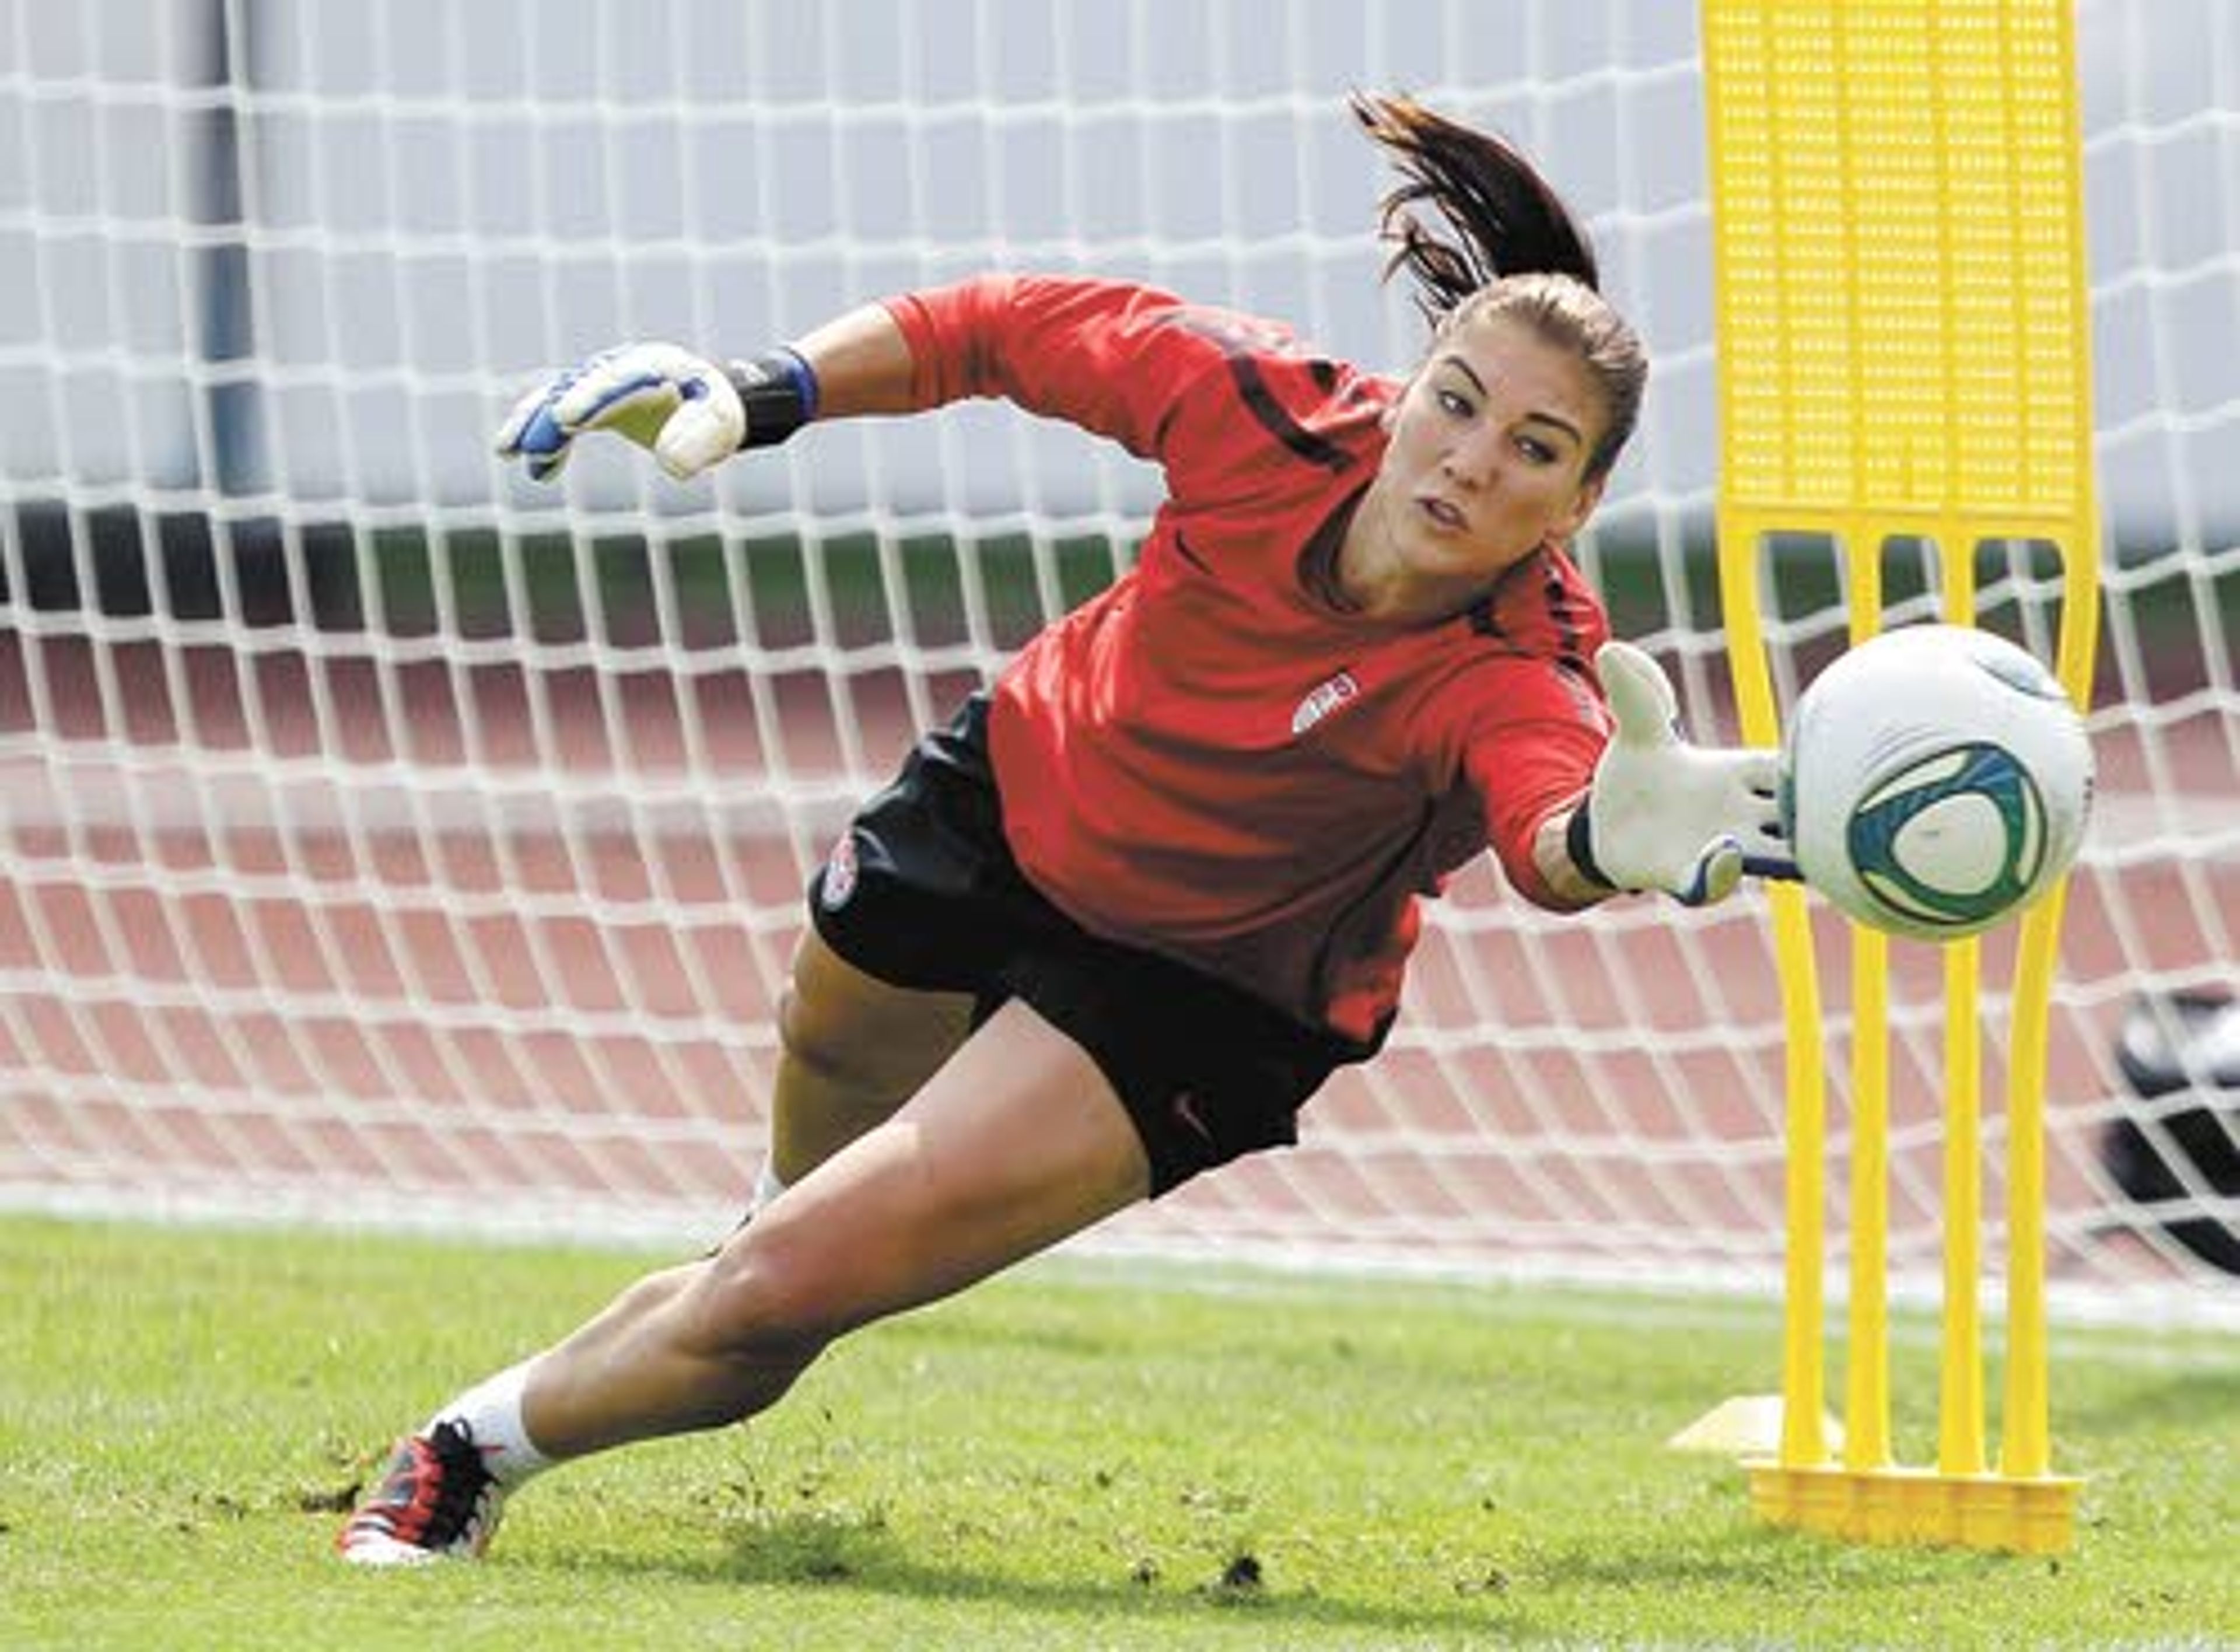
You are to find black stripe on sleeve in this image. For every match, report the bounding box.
[1228,355,1354,473]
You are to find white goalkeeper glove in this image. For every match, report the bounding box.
[1570,639,1797,907]
[494,342,816,483]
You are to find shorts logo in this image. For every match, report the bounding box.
[1290,668,1360,736]
[820,831,859,911]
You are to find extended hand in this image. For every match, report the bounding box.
[1581,640,1796,906]
[494,343,746,483]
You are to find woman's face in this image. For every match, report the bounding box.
[1374,310,1610,589]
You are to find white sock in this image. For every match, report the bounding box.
[423,1359,554,1488]
[750,1157,788,1213]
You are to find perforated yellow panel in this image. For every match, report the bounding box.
[1703,0,2092,526]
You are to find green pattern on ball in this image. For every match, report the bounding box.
[1845,743,2048,930]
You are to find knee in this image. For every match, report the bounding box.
[776,975,878,1093]
[683,1209,853,1369]
[775,977,834,1076]
[776,955,963,1100]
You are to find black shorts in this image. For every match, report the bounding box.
[807,694,1381,1196]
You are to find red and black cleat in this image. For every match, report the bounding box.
[337,1418,504,1566]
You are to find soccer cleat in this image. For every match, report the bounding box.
[337,1418,504,1566]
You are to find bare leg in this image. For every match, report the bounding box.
[520,998,1151,1457]
[767,928,975,1184]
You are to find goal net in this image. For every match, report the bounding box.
[3,0,2232,1322]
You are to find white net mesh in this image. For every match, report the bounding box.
[2,0,2233,1321]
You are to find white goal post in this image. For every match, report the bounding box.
[2,0,2233,1324]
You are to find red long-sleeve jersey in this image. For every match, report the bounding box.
[884,274,1614,1041]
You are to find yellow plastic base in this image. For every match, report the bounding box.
[1746,1461,2081,1555]
[1668,1394,1843,1458]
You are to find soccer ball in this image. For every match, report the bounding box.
[1781,624,2094,941]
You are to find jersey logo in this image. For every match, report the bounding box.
[1291,669,1360,736]
[819,831,860,911]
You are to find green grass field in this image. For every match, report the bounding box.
[2,1215,2232,1650]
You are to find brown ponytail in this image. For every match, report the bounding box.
[1352,91,1646,481]
[1352,92,1601,313]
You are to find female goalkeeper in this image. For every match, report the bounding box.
[340,93,1790,1564]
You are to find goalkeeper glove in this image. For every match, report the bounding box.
[1569,639,1797,907]
[494,343,817,483]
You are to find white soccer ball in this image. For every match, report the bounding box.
[1780,624,2094,942]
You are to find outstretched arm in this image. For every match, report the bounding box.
[493,303,917,482]
[1535,641,1796,908]
[786,303,919,418]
